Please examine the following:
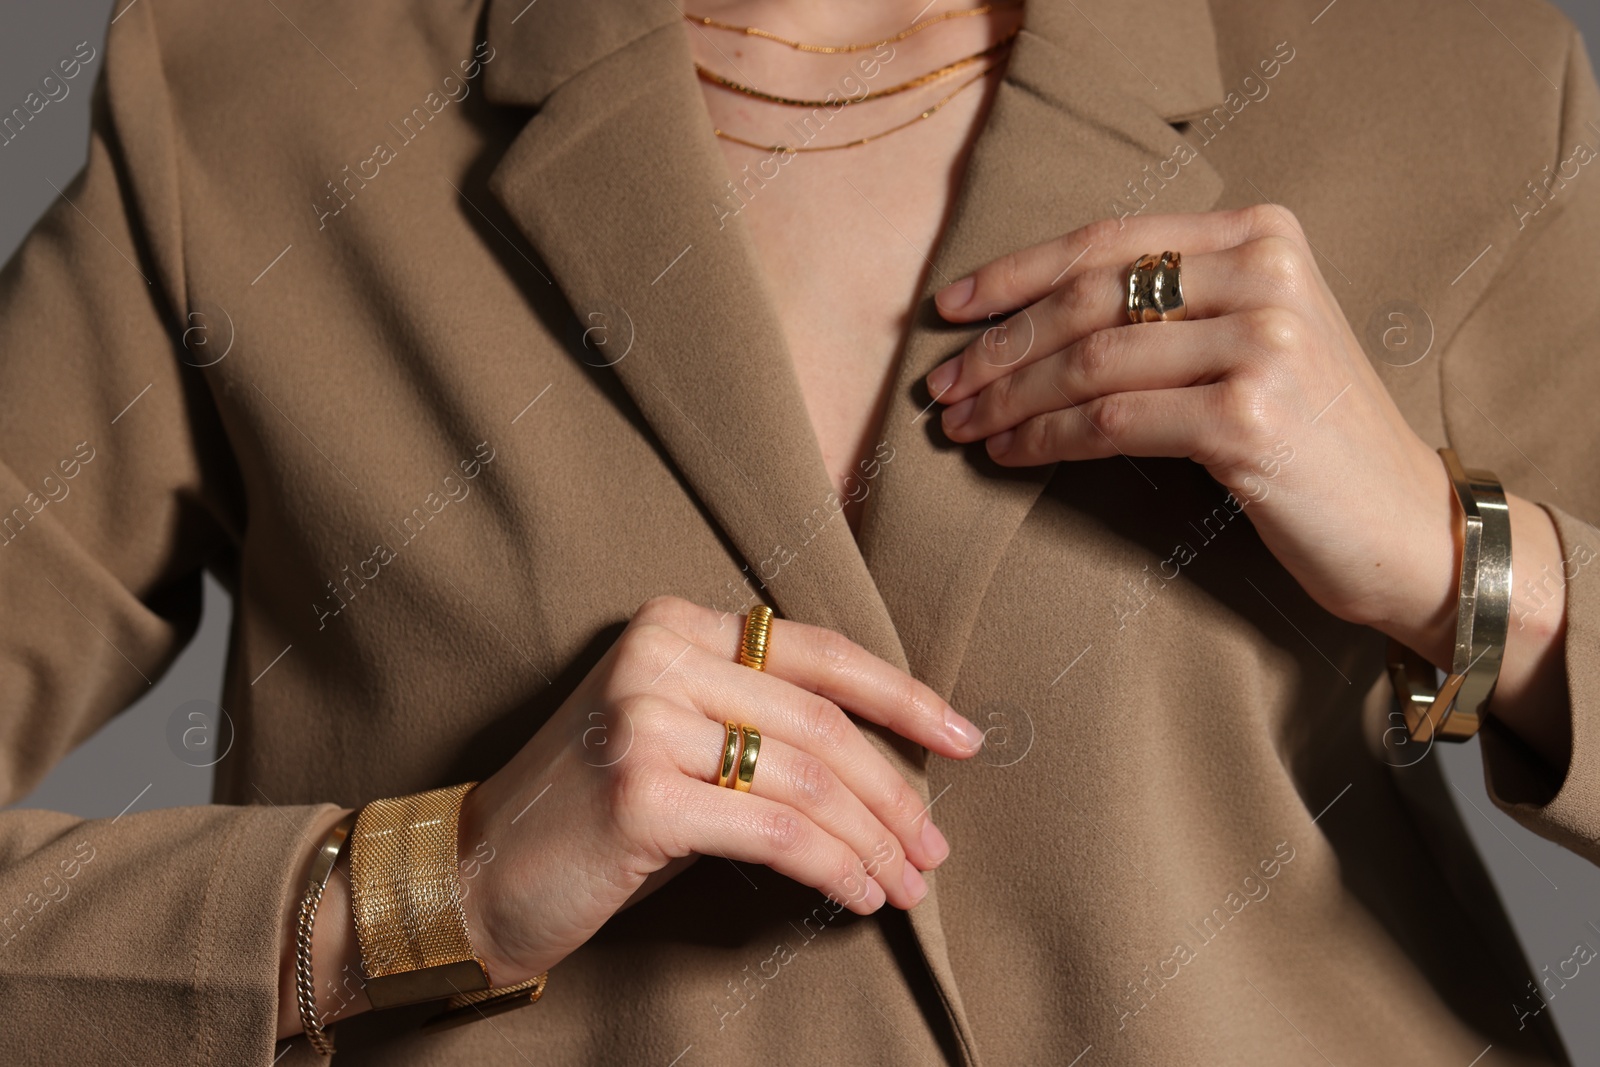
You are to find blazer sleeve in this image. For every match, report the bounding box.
[0,8,335,1064]
[1439,26,1600,867]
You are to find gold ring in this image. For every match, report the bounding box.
[716,721,741,788]
[734,724,762,792]
[738,605,774,671]
[1126,250,1186,323]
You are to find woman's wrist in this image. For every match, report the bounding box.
[1366,442,1461,669]
[275,785,527,1043]
[453,779,522,988]
[1377,480,1573,771]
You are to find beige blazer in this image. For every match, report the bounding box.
[2,0,1598,1063]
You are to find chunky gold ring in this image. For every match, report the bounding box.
[1126,250,1186,323]
[716,721,741,788]
[734,724,762,793]
[738,605,774,671]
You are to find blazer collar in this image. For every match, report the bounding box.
[477,5,1226,1063]
[483,0,1227,123]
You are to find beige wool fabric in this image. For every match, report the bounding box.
[2,0,1599,1063]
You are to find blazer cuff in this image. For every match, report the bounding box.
[0,801,338,1065]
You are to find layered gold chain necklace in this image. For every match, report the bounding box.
[685,4,1021,153]
[695,30,1017,109]
[710,65,1003,153]
[686,3,1010,53]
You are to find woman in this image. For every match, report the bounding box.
[1,0,1595,1062]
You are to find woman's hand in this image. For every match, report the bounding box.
[456,595,985,989]
[924,205,1465,665]
[924,204,1576,769]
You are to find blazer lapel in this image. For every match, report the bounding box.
[481,3,908,664]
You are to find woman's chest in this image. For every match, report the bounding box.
[735,158,946,494]
[701,75,1002,529]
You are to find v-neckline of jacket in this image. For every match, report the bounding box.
[477,2,1230,1061]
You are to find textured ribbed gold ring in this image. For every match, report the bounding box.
[738,605,774,671]
[734,724,762,792]
[1126,250,1186,323]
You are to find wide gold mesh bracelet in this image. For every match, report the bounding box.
[348,782,545,1014]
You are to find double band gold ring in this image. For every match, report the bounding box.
[715,722,763,792]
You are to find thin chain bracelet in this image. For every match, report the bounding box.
[295,812,358,1056]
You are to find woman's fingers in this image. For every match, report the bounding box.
[631,597,984,761]
[661,776,891,915]
[631,634,950,873]
[984,383,1236,467]
[931,203,1301,322]
[928,237,1302,407]
[941,314,1247,445]
[664,714,928,909]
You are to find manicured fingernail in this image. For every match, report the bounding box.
[921,820,950,865]
[866,879,888,910]
[926,356,961,397]
[903,864,928,903]
[988,430,1015,458]
[936,276,975,313]
[944,707,985,752]
[942,397,975,432]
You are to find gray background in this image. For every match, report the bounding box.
[5,0,1600,1060]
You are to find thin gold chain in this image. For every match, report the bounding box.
[713,61,1003,154]
[683,3,1017,54]
[696,29,1017,109]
